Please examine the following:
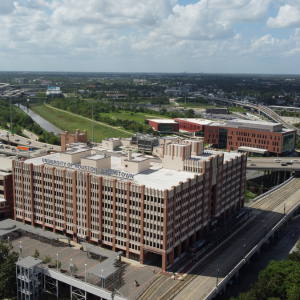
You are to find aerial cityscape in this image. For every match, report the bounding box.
[1,1,300,300]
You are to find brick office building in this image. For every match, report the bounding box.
[12,140,246,270]
[61,129,87,151]
[0,157,14,220]
[174,118,296,156]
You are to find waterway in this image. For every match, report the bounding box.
[16,104,64,135]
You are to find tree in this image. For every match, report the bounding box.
[43,255,52,264]
[72,264,78,275]
[33,249,39,259]
[0,239,19,298]
[55,260,62,269]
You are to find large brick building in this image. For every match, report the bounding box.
[61,129,87,151]
[0,157,14,220]
[174,118,296,156]
[12,140,246,270]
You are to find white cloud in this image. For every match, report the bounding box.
[267,4,300,28]
[0,0,15,15]
[0,0,299,73]
[51,0,173,29]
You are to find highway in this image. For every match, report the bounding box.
[199,95,300,136]
[246,157,300,171]
[170,177,300,300]
[0,129,61,152]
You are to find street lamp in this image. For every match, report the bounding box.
[70,259,73,277]
[85,264,87,283]
[101,269,104,288]
[19,241,22,258]
[56,254,58,272]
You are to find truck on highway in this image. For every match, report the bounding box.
[17,146,33,151]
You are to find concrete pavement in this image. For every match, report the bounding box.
[172,179,300,300]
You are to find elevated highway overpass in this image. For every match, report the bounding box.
[200,95,300,136]
[138,176,300,300]
[0,129,61,152]
[246,157,300,172]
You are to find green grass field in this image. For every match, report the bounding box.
[30,103,132,142]
[100,111,169,123]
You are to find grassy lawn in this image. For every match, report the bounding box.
[177,102,218,108]
[245,189,258,201]
[100,111,169,123]
[30,103,132,142]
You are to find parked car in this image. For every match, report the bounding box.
[15,139,20,142]
[49,147,53,149]
[43,145,47,147]
[0,145,3,149]
[12,148,16,152]
[5,146,10,149]
[26,141,31,145]
[247,159,251,161]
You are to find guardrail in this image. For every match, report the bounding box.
[204,197,300,300]
[252,175,295,202]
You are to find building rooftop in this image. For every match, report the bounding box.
[175,118,296,133]
[16,256,43,268]
[24,148,242,190]
[146,119,178,124]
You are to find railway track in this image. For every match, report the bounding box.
[252,177,300,219]
[138,177,300,300]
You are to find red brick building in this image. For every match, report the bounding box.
[0,171,14,221]
[145,119,179,132]
[60,129,88,151]
[174,118,296,156]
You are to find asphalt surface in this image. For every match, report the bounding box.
[0,128,61,152]
[246,157,300,171]
[173,179,300,300]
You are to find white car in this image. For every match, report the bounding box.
[274,159,281,162]
[292,159,298,162]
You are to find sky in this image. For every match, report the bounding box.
[1,0,300,74]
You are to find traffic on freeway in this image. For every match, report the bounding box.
[0,129,61,152]
[246,157,300,171]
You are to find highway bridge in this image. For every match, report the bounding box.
[0,129,61,152]
[138,176,300,300]
[246,157,300,172]
[200,95,300,136]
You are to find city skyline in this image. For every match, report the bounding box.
[0,0,300,74]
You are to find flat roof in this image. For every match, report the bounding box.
[63,148,90,155]
[175,118,213,125]
[83,154,106,160]
[147,119,178,124]
[16,256,43,268]
[25,150,242,190]
[0,157,14,172]
[238,146,268,154]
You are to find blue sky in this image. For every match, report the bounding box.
[0,0,300,74]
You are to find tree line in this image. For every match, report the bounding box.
[0,100,60,145]
[231,238,300,300]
